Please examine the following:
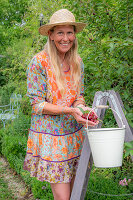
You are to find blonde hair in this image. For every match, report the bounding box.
[44,32,81,95]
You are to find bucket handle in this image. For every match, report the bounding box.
[86,105,125,131]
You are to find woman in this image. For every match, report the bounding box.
[24,9,98,200]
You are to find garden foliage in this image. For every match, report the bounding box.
[0,0,133,199]
[0,0,132,125]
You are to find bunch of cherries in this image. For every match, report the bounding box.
[82,110,98,123]
[78,107,101,123]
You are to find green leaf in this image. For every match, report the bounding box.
[130,150,133,156]
[77,107,84,114]
[125,149,130,157]
[84,110,91,114]
[125,141,133,149]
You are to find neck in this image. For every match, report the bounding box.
[58,52,66,63]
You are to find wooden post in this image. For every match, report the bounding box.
[70,90,133,200]
[70,134,93,200]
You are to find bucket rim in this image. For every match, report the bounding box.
[86,127,125,132]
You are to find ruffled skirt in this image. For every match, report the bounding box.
[23,154,80,183]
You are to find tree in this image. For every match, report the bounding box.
[0,0,132,126]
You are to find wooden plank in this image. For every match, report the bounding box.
[92,91,108,129]
[70,133,92,200]
[79,154,93,200]
[108,90,133,142]
[116,91,133,136]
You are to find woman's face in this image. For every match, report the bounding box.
[49,25,76,55]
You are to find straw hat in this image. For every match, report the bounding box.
[39,9,86,36]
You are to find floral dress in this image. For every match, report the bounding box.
[23,50,86,183]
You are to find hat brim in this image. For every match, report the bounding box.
[39,22,86,36]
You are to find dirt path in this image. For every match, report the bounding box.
[0,156,35,200]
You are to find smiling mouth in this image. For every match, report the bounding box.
[60,43,70,46]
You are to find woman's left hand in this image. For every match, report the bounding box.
[76,105,99,126]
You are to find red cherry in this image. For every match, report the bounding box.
[81,110,99,122]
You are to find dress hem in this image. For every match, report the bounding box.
[24,167,76,183]
[23,154,80,183]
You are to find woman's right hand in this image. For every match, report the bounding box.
[71,107,98,127]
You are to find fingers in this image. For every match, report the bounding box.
[75,115,98,127]
[86,120,98,127]
[75,107,83,116]
[72,107,99,127]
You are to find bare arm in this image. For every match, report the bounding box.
[42,103,73,115]
[42,103,98,127]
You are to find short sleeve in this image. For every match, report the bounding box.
[27,57,47,115]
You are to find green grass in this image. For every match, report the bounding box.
[0,162,16,200]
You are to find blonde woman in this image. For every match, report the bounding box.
[24,9,98,200]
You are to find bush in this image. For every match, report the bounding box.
[0,0,132,199]
[0,111,54,199]
[85,164,133,200]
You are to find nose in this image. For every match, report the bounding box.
[63,33,69,41]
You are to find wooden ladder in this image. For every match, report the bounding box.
[70,90,133,200]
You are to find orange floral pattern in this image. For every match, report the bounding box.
[23,51,86,183]
[27,138,33,149]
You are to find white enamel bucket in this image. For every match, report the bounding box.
[86,105,125,168]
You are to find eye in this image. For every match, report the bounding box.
[68,32,74,35]
[57,31,63,35]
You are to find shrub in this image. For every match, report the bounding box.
[86,164,133,200]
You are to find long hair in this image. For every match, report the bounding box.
[44,32,81,96]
